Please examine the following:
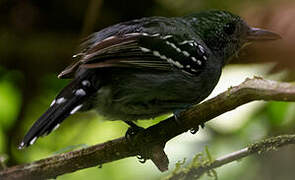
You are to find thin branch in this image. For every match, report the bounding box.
[1,77,295,179]
[165,135,295,180]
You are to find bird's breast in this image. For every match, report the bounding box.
[90,66,221,121]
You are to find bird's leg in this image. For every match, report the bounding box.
[124,121,148,163]
[173,109,184,124]
[173,106,205,135]
[124,121,145,138]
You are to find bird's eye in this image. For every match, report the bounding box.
[224,22,236,35]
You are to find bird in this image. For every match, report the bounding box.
[19,10,280,149]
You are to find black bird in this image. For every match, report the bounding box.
[19,10,280,149]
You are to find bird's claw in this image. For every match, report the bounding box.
[124,121,148,163]
[200,122,205,129]
[137,155,147,163]
[190,122,205,135]
[190,127,199,134]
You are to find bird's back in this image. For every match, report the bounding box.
[70,16,223,121]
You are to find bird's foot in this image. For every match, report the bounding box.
[190,127,199,134]
[173,109,187,124]
[174,108,206,135]
[190,122,205,134]
[124,121,148,163]
[124,121,145,140]
[125,125,145,140]
[136,155,147,163]
[173,105,193,123]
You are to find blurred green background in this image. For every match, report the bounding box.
[1,0,295,179]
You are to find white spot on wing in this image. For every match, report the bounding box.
[50,99,56,107]
[151,33,160,37]
[102,35,116,42]
[167,58,183,68]
[75,89,86,96]
[56,97,66,104]
[30,137,37,145]
[52,124,60,132]
[72,53,84,58]
[182,51,190,57]
[174,61,184,68]
[160,55,167,60]
[140,47,151,53]
[166,59,174,65]
[19,142,25,149]
[162,35,172,39]
[82,80,91,87]
[165,41,175,48]
[191,57,197,62]
[152,51,168,60]
[70,104,83,115]
[198,45,205,53]
[166,41,182,52]
[179,40,188,45]
[153,51,161,57]
[126,32,141,36]
[179,40,194,45]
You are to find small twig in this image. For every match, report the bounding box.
[1,77,295,179]
[165,135,295,180]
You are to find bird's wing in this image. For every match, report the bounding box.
[58,32,209,78]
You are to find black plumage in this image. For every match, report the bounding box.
[19,10,280,149]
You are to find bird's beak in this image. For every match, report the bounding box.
[246,27,281,41]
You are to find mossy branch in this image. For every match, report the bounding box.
[1,77,295,180]
[165,135,295,180]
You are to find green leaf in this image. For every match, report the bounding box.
[265,101,289,126]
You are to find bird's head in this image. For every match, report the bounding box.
[186,10,281,65]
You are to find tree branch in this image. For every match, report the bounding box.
[1,77,295,179]
[165,134,295,180]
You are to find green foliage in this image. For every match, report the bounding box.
[0,68,22,153]
[265,101,289,126]
[0,70,22,130]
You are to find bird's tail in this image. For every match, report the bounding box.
[19,72,100,149]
